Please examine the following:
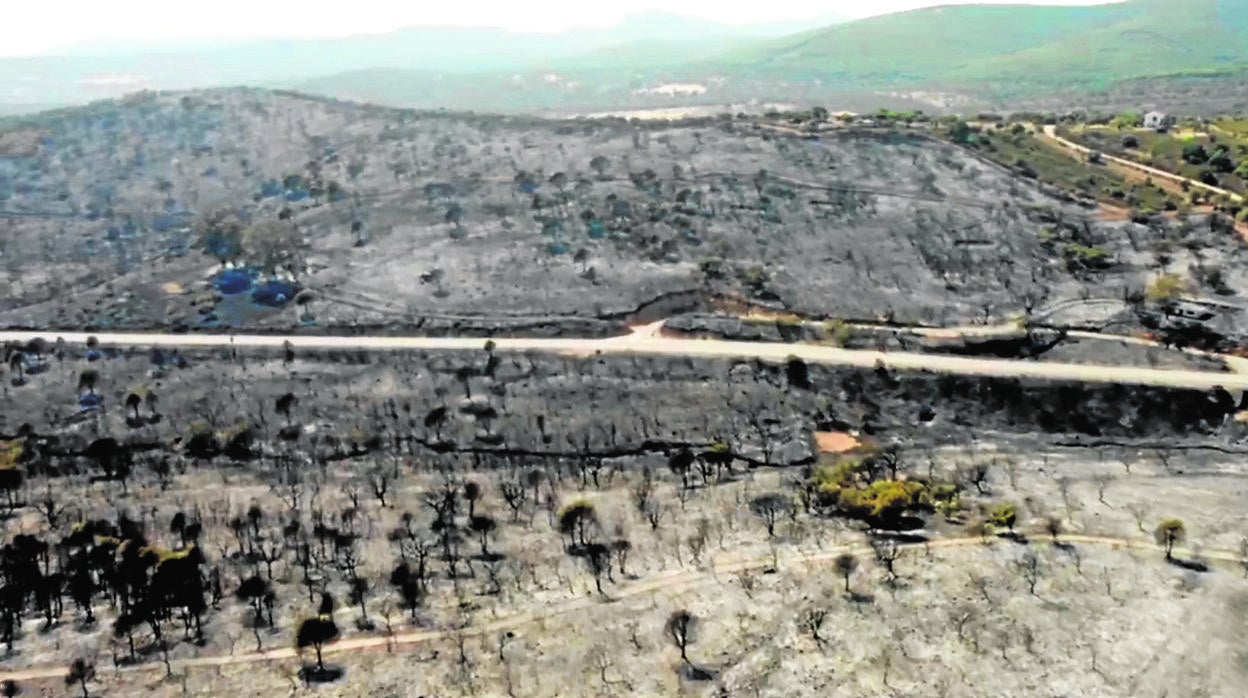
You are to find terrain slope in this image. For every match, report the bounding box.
[4,89,1247,343]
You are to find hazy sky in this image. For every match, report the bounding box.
[4,0,1120,56]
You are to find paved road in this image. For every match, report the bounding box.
[2,327,1246,393]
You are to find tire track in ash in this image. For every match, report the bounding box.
[0,533,1240,682]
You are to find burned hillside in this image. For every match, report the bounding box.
[3,89,1245,338]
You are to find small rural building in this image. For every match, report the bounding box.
[1143,111,1177,132]
[1165,300,1218,322]
[1150,296,1243,337]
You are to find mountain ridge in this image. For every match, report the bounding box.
[717,0,1248,88]
[4,1,1248,115]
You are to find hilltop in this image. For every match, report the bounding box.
[2,87,1245,348]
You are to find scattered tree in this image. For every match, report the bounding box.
[1154,518,1187,560]
[65,658,95,698]
[1016,548,1041,594]
[124,390,143,421]
[470,515,497,557]
[749,493,790,538]
[244,219,305,276]
[785,356,810,389]
[834,553,859,593]
[589,155,611,178]
[800,607,828,648]
[295,616,340,672]
[463,481,482,518]
[1043,515,1063,542]
[195,209,245,265]
[665,610,697,665]
[276,392,298,425]
[558,500,598,548]
[871,537,902,582]
[77,370,99,395]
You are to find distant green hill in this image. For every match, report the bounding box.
[722,3,1134,82]
[290,0,1248,113]
[714,0,1248,90]
[0,11,848,113]
[8,0,1247,116]
[539,37,761,72]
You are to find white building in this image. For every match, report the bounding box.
[1143,111,1177,132]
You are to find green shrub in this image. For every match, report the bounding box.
[1062,243,1112,271]
[948,121,972,144]
[824,319,852,347]
[836,480,928,522]
[810,455,929,524]
[988,502,1018,531]
[1111,112,1142,129]
[1183,143,1210,165]
[741,265,770,291]
[1146,273,1188,303]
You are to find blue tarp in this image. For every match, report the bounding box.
[252,281,299,308]
[214,268,256,295]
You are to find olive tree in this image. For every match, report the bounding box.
[296,616,340,672]
[65,658,95,698]
[749,493,790,538]
[834,553,859,593]
[1154,518,1186,560]
[665,609,697,665]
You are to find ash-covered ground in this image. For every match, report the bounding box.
[3,89,1245,339]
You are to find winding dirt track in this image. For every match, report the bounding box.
[0,326,1240,679]
[4,119,1246,682]
[2,328,1247,393]
[0,532,1239,682]
[1040,125,1245,204]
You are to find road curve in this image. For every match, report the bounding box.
[1,329,1245,392]
[1040,125,1245,203]
[0,532,1237,683]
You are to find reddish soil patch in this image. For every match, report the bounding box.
[1103,160,1187,196]
[814,431,861,454]
[1190,205,1248,242]
[1095,203,1131,221]
[1099,203,1248,243]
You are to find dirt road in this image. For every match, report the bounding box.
[1,328,1246,393]
[0,532,1237,683]
[1040,125,1245,204]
